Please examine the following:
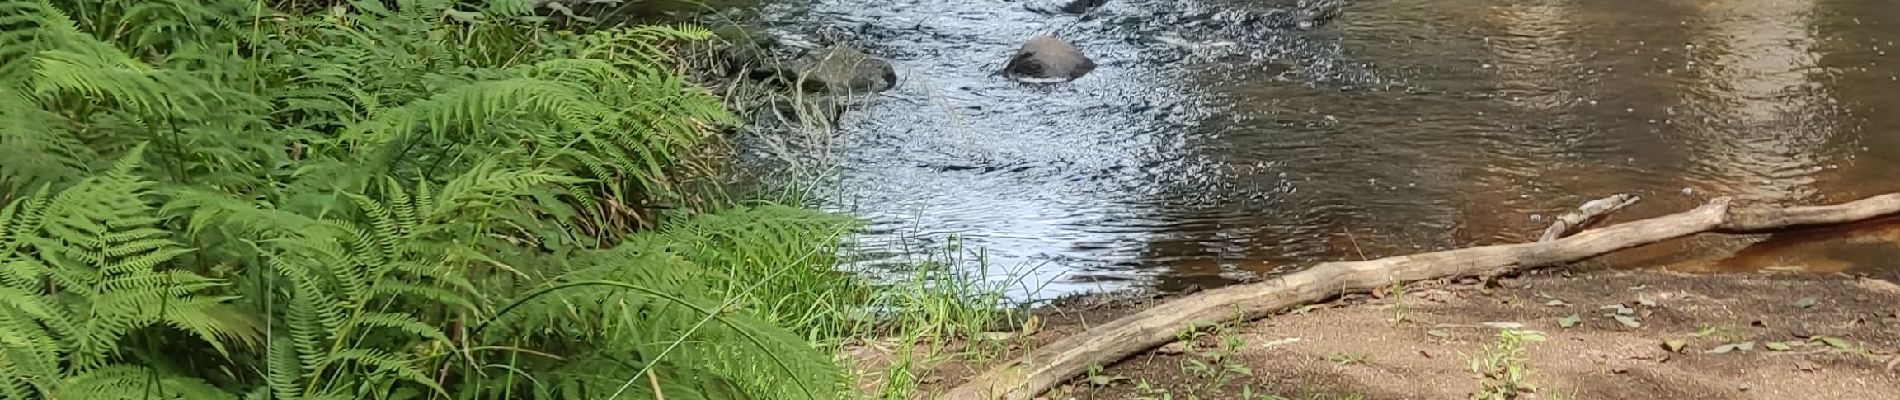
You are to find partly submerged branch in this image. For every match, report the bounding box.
[1539,193,1640,241]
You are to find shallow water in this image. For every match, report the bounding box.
[737,0,1900,300]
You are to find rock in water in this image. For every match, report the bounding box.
[1028,0,1108,14]
[1059,0,1110,13]
[1004,35,1095,83]
[791,46,897,94]
[710,24,784,79]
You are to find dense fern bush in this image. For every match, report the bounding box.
[0,148,255,400]
[0,0,870,399]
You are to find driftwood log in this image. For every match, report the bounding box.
[940,192,1900,400]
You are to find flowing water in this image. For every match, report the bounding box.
[734,0,1900,300]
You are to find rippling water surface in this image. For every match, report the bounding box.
[734,0,1900,300]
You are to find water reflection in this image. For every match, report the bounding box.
[1676,0,1834,205]
[745,0,1900,301]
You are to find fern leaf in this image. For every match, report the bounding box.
[324,349,445,397]
[56,364,236,400]
[350,312,451,344]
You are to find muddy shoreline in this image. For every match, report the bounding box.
[852,269,1900,399]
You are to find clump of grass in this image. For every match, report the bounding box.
[833,234,1045,399]
[1470,329,1548,399]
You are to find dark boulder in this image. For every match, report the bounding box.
[1003,35,1096,83]
[1060,0,1110,13]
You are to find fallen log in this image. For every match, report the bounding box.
[940,192,1900,400]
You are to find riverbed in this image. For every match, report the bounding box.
[733,0,1900,301]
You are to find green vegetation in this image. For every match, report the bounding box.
[1468,329,1546,400]
[0,1,1002,399]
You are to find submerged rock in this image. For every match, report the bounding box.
[791,45,897,94]
[1060,0,1110,13]
[1003,35,1096,83]
[1297,0,1347,28]
[710,24,786,79]
[1027,0,1109,14]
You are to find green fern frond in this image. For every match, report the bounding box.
[323,348,445,397]
[351,311,451,344]
[339,77,617,149]
[55,365,236,400]
[30,48,209,116]
[0,146,256,398]
[0,86,94,193]
[262,338,303,400]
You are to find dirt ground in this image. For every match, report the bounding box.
[854,270,1900,400]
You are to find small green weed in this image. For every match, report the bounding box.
[1470,329,1548,399]
[1391,281,1411,323]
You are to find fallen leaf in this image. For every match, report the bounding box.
[976,332,1018,342]
[1558,314,1582,328]
[1614,315,1642,328]
[1708,344,1738,354]
[1427,329,1451,337]
[1795,297,1817,309]
[1765,341,1792,351]
[1514,330,1549,342]
[1664,339,1687,353]
[1545,299,1569,307]
[1637,295,1657,307]
[1482,322,1525,329]
[1260,337,1302,348]
[1819,336,1850,349]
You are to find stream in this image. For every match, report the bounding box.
[731,0,1900,301]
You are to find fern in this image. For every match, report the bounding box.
[477,238,846,400]
[0,147,254,400]
[0,85,94,195]
[1,1,864,399]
